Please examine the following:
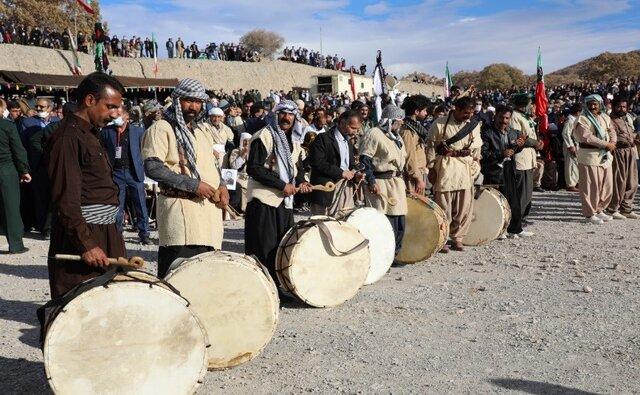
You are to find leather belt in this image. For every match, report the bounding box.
[374,171,402,179]
[578,142,600,149]
[159,187,198,200]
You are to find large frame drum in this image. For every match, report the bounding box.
[345,207,395,285]
[395,195,449,264]
[276,216,370,307]
[42,270,208,395]
[463,187,511,246]
[165,251,279,370]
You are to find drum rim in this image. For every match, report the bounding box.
[44,280,209,394]
[276,219,369,307]
[396,195,449,263]
[164,251,280,369]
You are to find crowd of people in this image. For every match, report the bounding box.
[280,46,367,74]
[0,73,639,298]
[0,20,91,53]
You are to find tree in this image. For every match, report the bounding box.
[451,70,480,89]
[239,29,284,60]
[0,0,103,37]
[477,63,526,90]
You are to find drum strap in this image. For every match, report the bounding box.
[473,186,486,200]
[301,218,369,256]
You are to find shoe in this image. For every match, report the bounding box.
[534,186,546,192]
[9,247,29,254]
[507,233,520,239]
[42,230,50,240]
[140,236,152,245]
[392,261,407,268]
[516,231,535,237]
[596,212,612,222]
[439,244,450,254]
[587,215,604,225]
[566,186,579,192]
[610,211,626,220]
[451,241,465,252]
[498,234,507,240]
[623,212,640,219]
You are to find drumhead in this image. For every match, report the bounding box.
[396,196,449,264]
[44,271,208,395]
[165,251,279,370]
[463,188,509,246]
[346,207,395,285]
[276,217,370,307]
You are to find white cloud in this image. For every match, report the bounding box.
[102,0,640,77]
[364,1,389,15]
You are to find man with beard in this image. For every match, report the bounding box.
[244,100,312,283]
[207,107,234,152]
[399,95,429,196]
[606,96,639,219]
[360,104,408,255]
[308,110,362,216]
[46,73,126,298]
[142,79,229,277]
[480,105,536,238]
[573,94,616,224]
[562,103,582,192]
[427,97,482,251]
[509,93,543,226]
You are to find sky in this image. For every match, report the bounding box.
[101,0,640,77]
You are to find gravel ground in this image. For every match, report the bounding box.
[1,190,639,394]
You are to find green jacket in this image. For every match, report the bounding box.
[0,118,29,174]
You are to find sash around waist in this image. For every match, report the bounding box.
[81,204,119,225]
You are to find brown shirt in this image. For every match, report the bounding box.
[611,114,636,146]
[47,113,119,253]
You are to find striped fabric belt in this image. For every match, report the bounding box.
[81,204,119,225]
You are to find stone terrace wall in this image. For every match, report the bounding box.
[0,44,440,96]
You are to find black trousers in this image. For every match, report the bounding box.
[502,164,526,234]
[157,245,214,278]
[387,215,406,254]
[244,199,293,284]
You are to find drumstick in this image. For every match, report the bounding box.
[54,254,145,269]
[296,181,336,193]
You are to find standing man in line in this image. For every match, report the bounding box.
[244,101,312,282]
[0,112,31,254]
[46,73,126,298]
[166,38,174,58]
[399,95,429,196]
[562,103,581,192]
[606,96,639,219]
[427,97,482,251]
[509,94,543,227]
[142,79,229,277]
[359,104,408,255]
[101,107,151,244]
[308,110,362,216]
[573,94,616,225]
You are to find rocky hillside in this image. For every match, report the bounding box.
[546,50,640,85]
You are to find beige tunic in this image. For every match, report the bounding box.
[209,122,234,146]
[510,111,537,171]
[573,114,616,168]
[247,127,305,208]
[399,124,427,184]
[426,114,482,193]
[228,148,249,211]
[141,120,223,248]
[359,127,408,216]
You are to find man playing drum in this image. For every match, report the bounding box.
[244,100,312,283]
[46,73,126,298]
[308,110,363,216]
[142,78,229,277]
[359,104,408,255]
[427,97,482,252]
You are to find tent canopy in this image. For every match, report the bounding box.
[0,71,178,89]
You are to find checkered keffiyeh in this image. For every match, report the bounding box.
[163,78,209,179]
